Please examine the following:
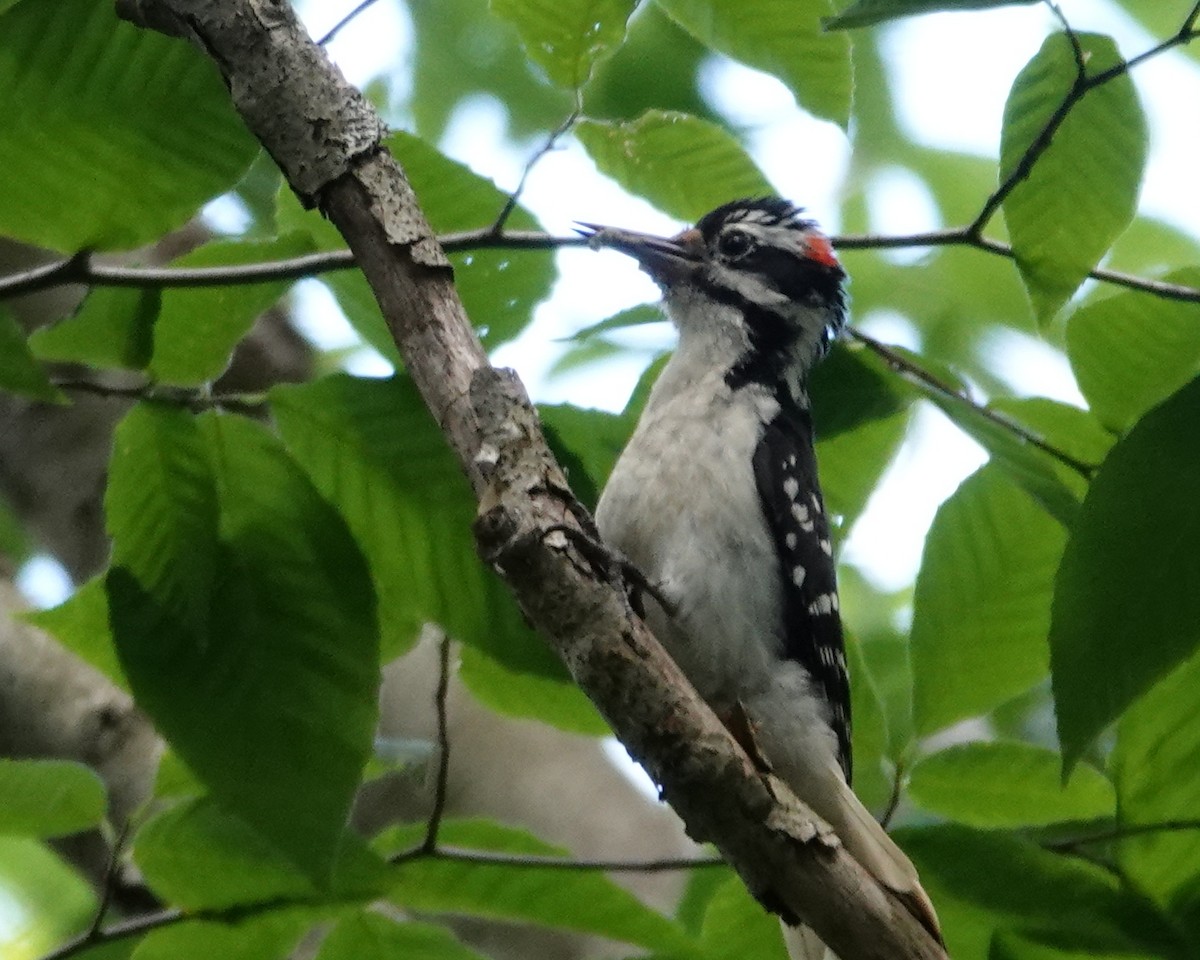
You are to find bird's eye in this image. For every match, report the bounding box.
[717,229,754,259]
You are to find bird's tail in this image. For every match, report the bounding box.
[832,776,941,940]
[782,921,838,960]
[777,772,941,960]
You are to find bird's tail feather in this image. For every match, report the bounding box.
[829,776,941,942]
[782,921,837,960]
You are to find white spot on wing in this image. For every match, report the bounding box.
[792,565,806,587]
[807,593,836,615]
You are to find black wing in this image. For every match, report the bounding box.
[752,406,851,782]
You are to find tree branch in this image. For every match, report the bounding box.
[51,377,269,416]
[488,104,581,235]
[5,227,1199,304]
[847,327,1097,478]
[43,838,725,960]
[108,1,946,957]
[1041,818,1200,853]
[421,632,453,853]
[966,3,1199,239]
[315,0,382,47]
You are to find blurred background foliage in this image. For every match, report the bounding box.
[2,0,1200,958]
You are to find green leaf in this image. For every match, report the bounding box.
[846,631,892,811]
[565,303,667,343]
[147,234,314,386]
[490,0,638,89]
[317,912,488,960]
[676,863,734,935]
[279,131,552,354]
[458,645,607,736]
[0,0,256,251]
[1000,33,1147,323]
[1051,376,1200,770]
[0,493,31,567]
[815,409,909,534]
[1112,649,1200,914]
[383,819,694,951]
[986,397,1114,474]
[272,375,576,701]
[107,413,378,885]
[698,875,787,960]
[408,0,570,142]
[0,309,63,402]
[911,467,1066,735]
[927,393,1083,528]
[901,825,1178,955]
[0,759,106,837]
[134,798,312,908]
[991,932,1160,960]
[133,797,389,910]
[848,610,913,761]
[272,372,463,659]
[29,288,160,371]
[655,0,852,127]
[1066,268,1200,433]
[908,742,1113,828]
[388,132,553,349]
[106,405,220,637]
[826,0,1037,30]
[810,345,910,439]
[576,111,774,221]
[584,4,713,131]
[540,400,636,512]
[0,837,97,957]
[809,344,915,534]
[131,910,316,960]
[25,577,125,688]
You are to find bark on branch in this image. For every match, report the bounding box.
[114,1,947,957]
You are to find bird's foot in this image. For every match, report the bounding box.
[540,523,676,619]
[722,701,775,777]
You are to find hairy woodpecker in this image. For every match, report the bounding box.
[580,198,941,956]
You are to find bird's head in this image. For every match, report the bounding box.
[579,198,847,391]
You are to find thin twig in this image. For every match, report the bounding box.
[52,378,269,416]
[879,759,905,830]
[0,232,585,299]
[316,0,382,46]
[40,908,183,960]
[422,633,453,853]
[425,846,726,872]
[966,33,1086,236]
[6,229,1197,303]
[44,837,722,960]
[389,839,725,871]
[846,327,1097,478]
[86,820,133,940]
[1042,818,1200,853]
[490,104,582,235]
[967,1,1200,239]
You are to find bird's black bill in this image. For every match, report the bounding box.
[574,222,702,285]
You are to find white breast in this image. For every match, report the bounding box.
[596,361,786,709]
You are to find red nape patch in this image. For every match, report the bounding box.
[804,233,840,268]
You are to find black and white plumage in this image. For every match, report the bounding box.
[581,198,939,957]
